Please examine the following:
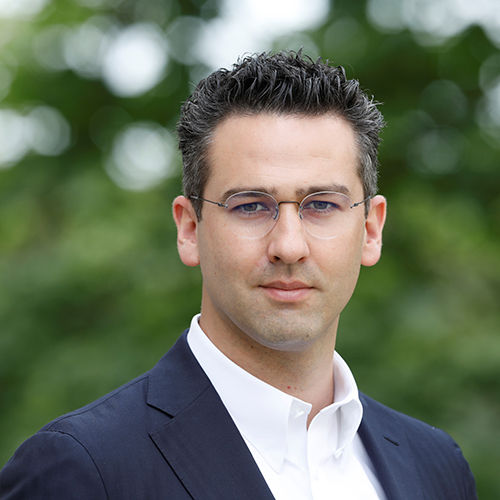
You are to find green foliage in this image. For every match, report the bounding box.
[1,0,498,497]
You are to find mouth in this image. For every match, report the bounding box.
[260,281,314,303]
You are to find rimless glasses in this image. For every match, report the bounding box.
[190,190,373,240]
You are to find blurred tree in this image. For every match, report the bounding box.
[0,0,498,497]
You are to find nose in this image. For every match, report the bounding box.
[266,203,310,264]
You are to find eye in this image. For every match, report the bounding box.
[227,194,275,218]
[313,200,338,211]
[302,199,340,214]
[233,202,270,214]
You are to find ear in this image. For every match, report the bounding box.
[361,195,387,267]
[172,195,200,267]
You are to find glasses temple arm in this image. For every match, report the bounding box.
[189,195,228,208]
[350,194,375,209]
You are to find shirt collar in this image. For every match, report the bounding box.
[187,314,363,472]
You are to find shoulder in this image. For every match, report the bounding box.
[0,333,205,499]
[0,430,108,499]
[43,371,152,439]
[359,392,462,449]
[359,392,449,437]
[0,372,151,499]
[359,392,477,499]
[30,329,195,448]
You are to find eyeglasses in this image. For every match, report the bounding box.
[190,190,373,239]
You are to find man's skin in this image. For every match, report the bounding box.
[173,113,386,425]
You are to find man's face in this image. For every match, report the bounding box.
[174,113,385,358]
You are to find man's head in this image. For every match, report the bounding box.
[177,50,384,219]
[173,50,387,364]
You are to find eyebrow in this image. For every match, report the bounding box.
[220,184,352,201]
[296,184,351,197]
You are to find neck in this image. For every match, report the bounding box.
[199,314,337,424]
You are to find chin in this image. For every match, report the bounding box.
[247,322,323,353]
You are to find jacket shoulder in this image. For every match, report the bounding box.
[0,372,153,499]
[0,430,108,499]
[43,372,151,437]
[360,392,450,436]
[1,334,204,499]
[359,392,477,499]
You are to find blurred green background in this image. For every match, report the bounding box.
[1,0,499,496]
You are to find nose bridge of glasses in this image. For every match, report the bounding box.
[276,200,302,220]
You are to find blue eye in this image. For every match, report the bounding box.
[225,191,277,219]
[240,202,264,212]
[232,201,272,216]
[303,200,340,213]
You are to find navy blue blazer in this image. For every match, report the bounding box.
[0,332,477,499]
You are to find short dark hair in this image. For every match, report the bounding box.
[177,50,384,218]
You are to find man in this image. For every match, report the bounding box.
[0,51,476,499]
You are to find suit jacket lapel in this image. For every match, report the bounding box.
[359,393,425,500]
[147,333,274,500]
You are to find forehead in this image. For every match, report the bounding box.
[205,113,361,198]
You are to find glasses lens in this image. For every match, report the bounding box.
[225,191,277,238]
[300,191,352,239]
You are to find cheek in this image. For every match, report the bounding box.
[198,235,225,281]
[197,225,261,282]
[317,231,365,279]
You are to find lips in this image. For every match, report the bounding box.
[260,281,313,302]
[262,281,310,290]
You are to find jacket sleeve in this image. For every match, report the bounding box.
[0,430,107,499]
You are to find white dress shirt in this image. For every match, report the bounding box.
[187,314,386,499]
